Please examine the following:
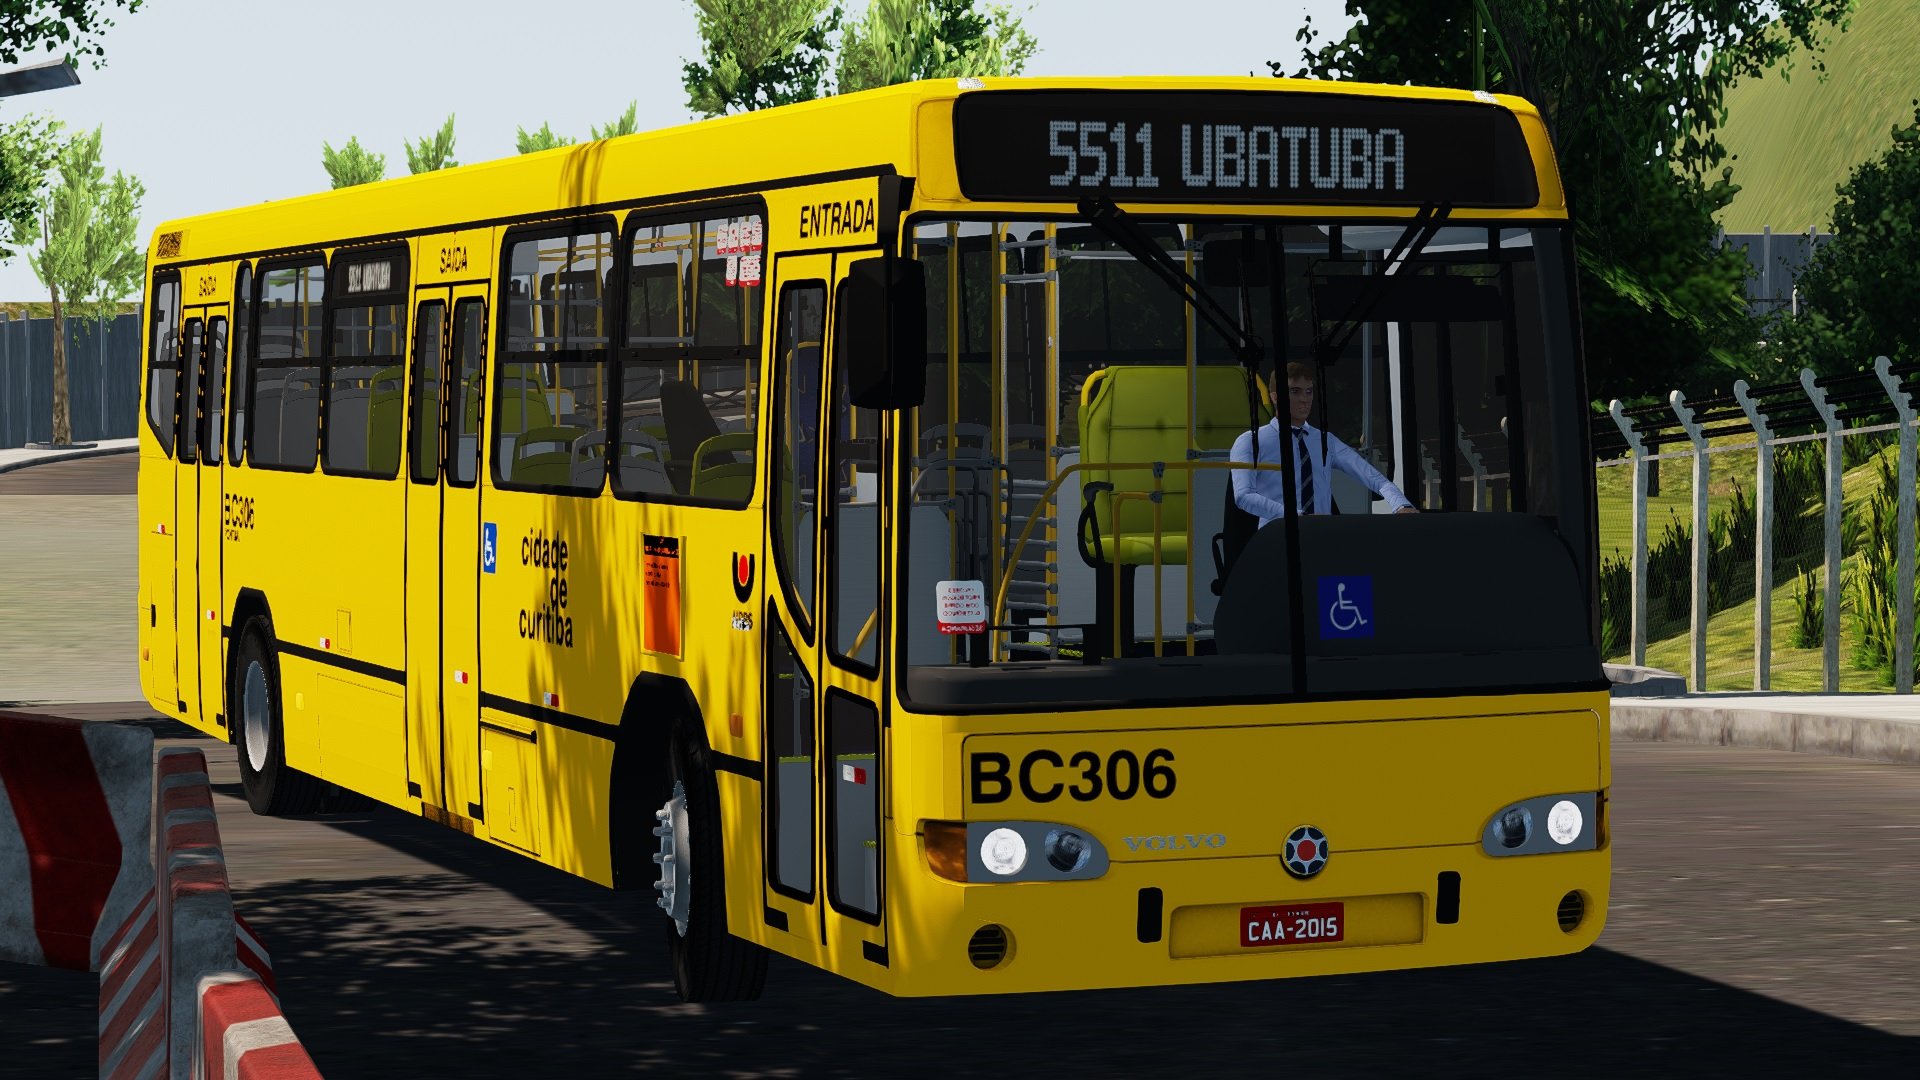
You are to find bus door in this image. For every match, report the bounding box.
[172,308,210,723]
[762,252,892,973]
[140,272,182,715]
[192,307,230,730]
[403,281,490,813]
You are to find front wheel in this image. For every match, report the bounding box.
[656,722,767,1002]
[232,622,325,817]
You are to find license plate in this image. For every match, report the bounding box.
[1240,902,1345,948]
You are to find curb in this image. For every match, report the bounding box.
[0,441,137,475]
[1610,701,1920,765]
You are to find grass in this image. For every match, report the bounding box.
[1716,0,1920,232]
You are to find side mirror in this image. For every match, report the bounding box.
[838,256,928,410]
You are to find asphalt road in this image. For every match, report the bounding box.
[3,723,1913,1079]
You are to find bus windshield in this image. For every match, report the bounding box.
[900,217,1598,709]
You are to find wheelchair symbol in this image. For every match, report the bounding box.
[1327,583,1369,632]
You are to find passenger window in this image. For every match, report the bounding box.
[250,261,325,471]
[177,319,202,464]
[324,251,407,479]
[496,224,613,493]
[229,265,252,464]
[449,299,486,485]
[144,275,180,456]
[772,281,826,631]
[409,300,446,484]
[203,318,227,465]
[615,211,763,505]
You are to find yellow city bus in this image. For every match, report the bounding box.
[136,76,1609,1001]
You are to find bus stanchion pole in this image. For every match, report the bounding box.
[1874,356,1915,693]
[1801,368,1842,693]
[1669,390,1709,691]
[1733,380,1774,690]
[1609,400,1649,666]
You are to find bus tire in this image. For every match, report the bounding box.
[232,622,325,817]
[662,720,768,1002]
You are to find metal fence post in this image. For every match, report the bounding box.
[1670,390,1710,690]
[1801,369,1842,692]
[1733,380,1774,690]
[1874,357,1915,692]
[1609,400,1649,665]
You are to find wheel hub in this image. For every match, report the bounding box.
[653,781,691,935]
[242,660,270,773]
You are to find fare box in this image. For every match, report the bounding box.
[1240,902,1345,948]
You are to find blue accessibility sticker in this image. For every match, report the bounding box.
[1318,575,1373,639]
[482,522,498,574]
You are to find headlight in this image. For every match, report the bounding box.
[980,827,1027,875]
[1045,828,1090,873]
[1482,793,1600,856]
[1546,800,1583,846]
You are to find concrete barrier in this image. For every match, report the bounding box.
[196,972,320,1079]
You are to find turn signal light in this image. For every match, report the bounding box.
[925,820,967,882]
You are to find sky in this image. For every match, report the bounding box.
[0,0,1357,301]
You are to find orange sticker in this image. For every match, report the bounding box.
[642,534,683,657]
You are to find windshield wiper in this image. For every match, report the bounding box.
[1077,195,1263,370]
[1314,202,1452,363]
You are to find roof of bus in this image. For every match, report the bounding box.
[147,76,1559,262]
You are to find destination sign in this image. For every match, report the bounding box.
[952,91,1539,208]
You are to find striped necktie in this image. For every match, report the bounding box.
[1294,428,1315,514]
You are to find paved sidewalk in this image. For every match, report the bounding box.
[0,437,137,474]
[1612,694,1920,766]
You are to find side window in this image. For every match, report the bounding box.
[496,224,613,493]
[228,265,252,464]
[615,210,763,504]
[772,281,826,632]
[830,279,883,670]
[766,618,814,898]
[409,300,447,484]
[250,261,325,471]
[203,317,227,465]
[449,299,486,486]
[177,319,203,465]
[144,275,180,456]
[324,250,407,478]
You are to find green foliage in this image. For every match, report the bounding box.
[1843,454,1920,683]
[591,101,640,141]
[682,0,841,117]
[30,124,143,317]
[404,113,457,174]
[1275,1,1853,401]
[321,135,385,188]
[1771,103,1920,377]
[515,122,576,155]
[0,112,60,264]
[1792,568,1824,648]
[0,0,144,66]
[837,0,1038,93]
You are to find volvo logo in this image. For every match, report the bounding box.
[1122,833,1227,853]
[1283,825,1329,879]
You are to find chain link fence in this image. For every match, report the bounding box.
[1596,359,1920,693]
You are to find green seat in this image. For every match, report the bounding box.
[366,364,405,477]
[690,431,756,500]
[511,424,583,485]
[1077,364,1262,567]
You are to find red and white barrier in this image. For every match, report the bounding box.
[0,711,154,972]
[196,972,319,1079]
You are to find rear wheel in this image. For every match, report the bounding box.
[657,721,767,1002]
[232,622,325,817]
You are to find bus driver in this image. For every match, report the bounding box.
[1229,362,1417,526]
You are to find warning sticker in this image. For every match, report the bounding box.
[936,579,987,635]
[738,253,763,287]
[642,535,683,657]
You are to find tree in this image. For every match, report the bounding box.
[837,0,1037,94]
[404,113,457,174]
[682,0,840,117]
[1772,103,1920,374]
[0,112,59,264]
[321,135,384,188]
[515,121,576,154]
[0,0,145,66]
[591,101,640,140]
[30,125,143,447]
[1276,1,1854,402]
